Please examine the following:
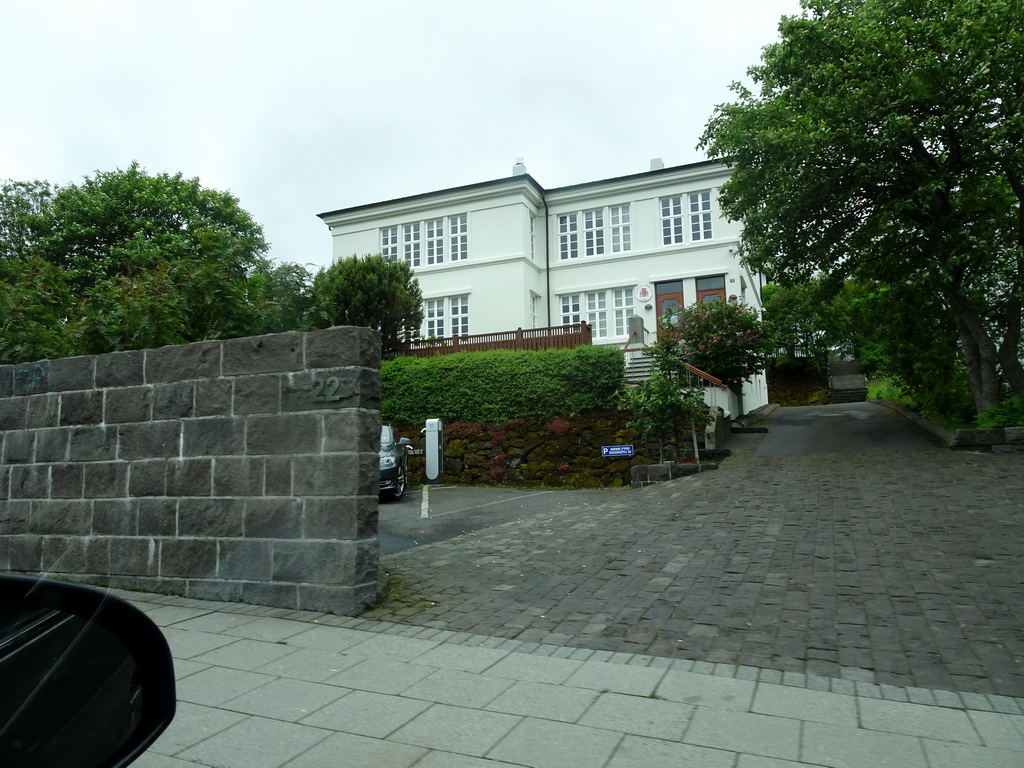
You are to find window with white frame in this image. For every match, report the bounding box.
[450,214,468,261]
[559,213,579,259]
[661,196,684,244]
[529,215,536,261]
[425,298,445,337]
[403,223,421,267]
[560,286,635,339]
[586,291,608,337]
[450,295,469,335]
[610,204,630,252]
[612,287,635,335]
[425,218,444,264]
[560,294,581,324]
[424,295,469,338]
[584,209,604,256]
[530,293,540,328]
[690,190,713,240]
[381,226,399,261]
[380,214,467,268]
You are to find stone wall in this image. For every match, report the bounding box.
[0,327,381,615]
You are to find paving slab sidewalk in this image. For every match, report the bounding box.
[127,591,1024,768]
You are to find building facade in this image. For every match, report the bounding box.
[318,159,768,413]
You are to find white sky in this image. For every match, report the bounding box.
[0,0,804,271]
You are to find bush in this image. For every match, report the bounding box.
[977,396,1024,428]
[382,345,625,423]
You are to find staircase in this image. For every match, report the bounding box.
[829,359,868,403]
[625,350,653,384]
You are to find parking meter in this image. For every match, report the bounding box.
[423,419,444,484]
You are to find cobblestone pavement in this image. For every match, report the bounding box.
[365,429,1024,697]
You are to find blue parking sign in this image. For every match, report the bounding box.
[601,445,634,457]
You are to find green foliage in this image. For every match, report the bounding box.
[0,256,74,362]
[620,373,709,463]
[659,301,772,387]
[33,163,267,293]
[382,345,625,423]
[0,164,322,362]
[701,0,1024,412]
[762,278,856,369]
[846,280,976,424]
[976,396,1024,428]
[0,180,53,262]
[309,255,423,355]
[245,260,315,334]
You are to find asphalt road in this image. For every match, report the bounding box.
[753,401,939,456]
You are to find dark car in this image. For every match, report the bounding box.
[379,423,411,501]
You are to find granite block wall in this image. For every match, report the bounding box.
[0,326,382,615]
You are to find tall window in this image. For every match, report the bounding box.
[559,213,579,260]
[584,209,604,256]
[425,218,444,265]
[690,190,713,240]
[425,298,445,337]
[530,293,540,328]
[586,291,608,337]
[403,223,421,267]
[450,295,469,335]
[561,294,581,324]
[381,227,399,261]
[612,288,635,335]
[529,215,536,261]
[450,214,468,261]
[661,196,684,244]
[381,213,467,268]
[610,205,630,253]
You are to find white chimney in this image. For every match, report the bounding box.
[513,158,527,176]
[650,158,665,171]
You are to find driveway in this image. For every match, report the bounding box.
[365,404,1024,697]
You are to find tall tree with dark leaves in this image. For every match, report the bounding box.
[701,0,1024,413]
[309,255,423,356]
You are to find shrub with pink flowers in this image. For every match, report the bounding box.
[660,301,772,387]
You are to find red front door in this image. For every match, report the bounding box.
[655,280,684,341]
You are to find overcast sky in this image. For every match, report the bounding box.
[1,0,804,271]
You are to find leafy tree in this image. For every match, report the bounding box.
[31,163,268,296]
[1,180,53,262]
[245,259,315,335]
[0,256,74,363]
[0,164,295,359]
[700,0,1024,413]
[762,278,855,369]
[620,372,709,463]
[309,255,423,355]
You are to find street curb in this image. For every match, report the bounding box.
[870,398,953,446]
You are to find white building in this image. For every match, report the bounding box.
[318,159,768,414]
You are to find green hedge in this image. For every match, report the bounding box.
[381,346,625,423]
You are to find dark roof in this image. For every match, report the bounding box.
[316,158,725,220]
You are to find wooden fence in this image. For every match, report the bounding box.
[394,322,592,358]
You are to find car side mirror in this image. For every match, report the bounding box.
[0,574,176,767]
[399,437,412,447]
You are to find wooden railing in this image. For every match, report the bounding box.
[394,322,593,358]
